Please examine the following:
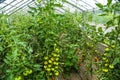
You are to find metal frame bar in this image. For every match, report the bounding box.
[8,0,34,15]
[3,0,23,12]
[71,0,88,10]
[55,9,64,13]
[21,1,35,11]
[80,0,95,8]
[65,0,84,11]
[93,0,99,3]
[3,2,22,9]
[0,0,101,15]
[0,0,15,10]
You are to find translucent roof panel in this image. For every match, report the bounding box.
[0,0,118,15]
[67,0,96,10]
[0,0,34,14]
[0,0,5,4]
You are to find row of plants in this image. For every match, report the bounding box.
[0,0,85,80]
[81,0,120,80]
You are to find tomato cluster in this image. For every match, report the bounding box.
[102,47,114,73]
[43,44,60,77]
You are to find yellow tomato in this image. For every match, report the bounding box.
[49,73,52,76]
[105,64,108,66]
[18,76,22,79]
[46,68,51,72]
[55,66,58,69]
[55,48,59,53]
[48,65,52,67]
[53,54,57,57]
[102,69,108,72]
[56,54,60,57]
[44,65,47,69]
[53,62,57,65]
[54,43,57,46]
[23,72,28,76]
[111,45,115,48]
[105,48,109,51]
[51,68,55,71]
[50,57,54,61]
[44,61,48,65]
[44,56,49,60]
[102,57,106,60]
[48,60,52,63]
[29,69,32,74]
[106,59,109,62]
[55,63,59,65]
[109,65,114,69]
[55,72,59,76]
[103,53,107,56]
[14,76,22,80]
[56,58,59,61]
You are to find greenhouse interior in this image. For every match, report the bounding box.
[0,0,120,80]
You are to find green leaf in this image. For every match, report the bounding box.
[28,6,37,12]
[33,64,42,70]
[96,3,104,9]
[98,13,107,16]
[65,61,72,67]
[6,69,12,73]
[54,3,63,7]
[0,46,3,52]
[28,11,34,15]
[106,19,114,27]
[107,0,112,6]
[112,58,119,65]
[62,0,66,2]
[98,27,103,32]
[37,0,42,3]
[4,59,10,64]
[12,48,18,58]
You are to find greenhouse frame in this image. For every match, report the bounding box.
[0,0,120,80]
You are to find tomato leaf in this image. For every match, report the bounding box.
[96,3,104,9]
[107,0,112,6]
[112,58,119,65]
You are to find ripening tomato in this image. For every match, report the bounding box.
[94,57,99,62]
[51,77,55,80]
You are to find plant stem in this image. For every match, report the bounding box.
[114,15,120,57]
